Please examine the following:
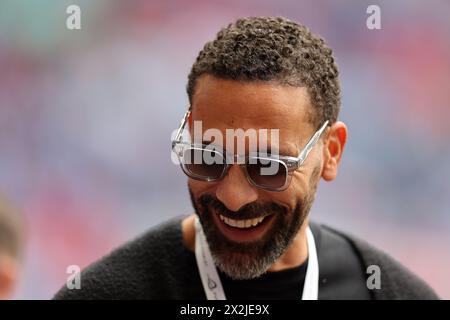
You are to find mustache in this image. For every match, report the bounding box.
[198,194,288,220]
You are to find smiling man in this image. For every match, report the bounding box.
[55,16,438,300]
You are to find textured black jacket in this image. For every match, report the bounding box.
[54,217,439,300]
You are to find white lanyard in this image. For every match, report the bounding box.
[194,216,319,300]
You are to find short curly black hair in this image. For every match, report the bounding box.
[187,16,341,128]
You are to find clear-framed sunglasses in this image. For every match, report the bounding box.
[171,106,329,192]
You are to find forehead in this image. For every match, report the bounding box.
[192,74,312,122]
[191,75,315,154]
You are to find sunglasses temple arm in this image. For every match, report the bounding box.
[297,120,329,166]
[171,107,192,149]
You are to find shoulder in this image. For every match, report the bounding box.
[53,216,189,300]
[311,222,371,299]
[315,223,439,300]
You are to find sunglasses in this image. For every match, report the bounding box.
[171,107,329,192]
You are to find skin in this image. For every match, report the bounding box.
[0,253,19,299]
[182,74,347,272]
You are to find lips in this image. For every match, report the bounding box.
[213,211,275,243]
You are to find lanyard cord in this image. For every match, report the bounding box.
[194,216,319,300]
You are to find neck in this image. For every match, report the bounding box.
[182,214,309,272]
[267,220,309,272]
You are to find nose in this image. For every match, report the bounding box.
[215,165,258,212]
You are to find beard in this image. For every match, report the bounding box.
[188,167,320,280]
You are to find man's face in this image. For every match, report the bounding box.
[188,75,324,280]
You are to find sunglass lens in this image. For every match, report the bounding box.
[246,158,288,190]
[182,147,225,180]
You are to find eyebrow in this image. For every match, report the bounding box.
[200,140,298,157]
[264,145,298,157]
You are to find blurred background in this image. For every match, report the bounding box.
[0,0,449,299]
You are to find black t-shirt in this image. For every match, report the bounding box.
[219,259,308,299]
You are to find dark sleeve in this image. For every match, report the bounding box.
[53,217,193,300]
[311,223,372,300]
[330,227,439,300]
[53,230,161,300]
[54,253,131,300]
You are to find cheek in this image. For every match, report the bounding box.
[269,172,311,210]
[290,171,310,195]
[188,179,218,196]
[260,188,298,213]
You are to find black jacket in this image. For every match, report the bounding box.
[54,217,439,300]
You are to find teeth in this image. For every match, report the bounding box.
[219,214,267,229]
[251,218,262,226]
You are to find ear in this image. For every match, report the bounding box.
[0,254,19,300]
[321,121,348,181]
